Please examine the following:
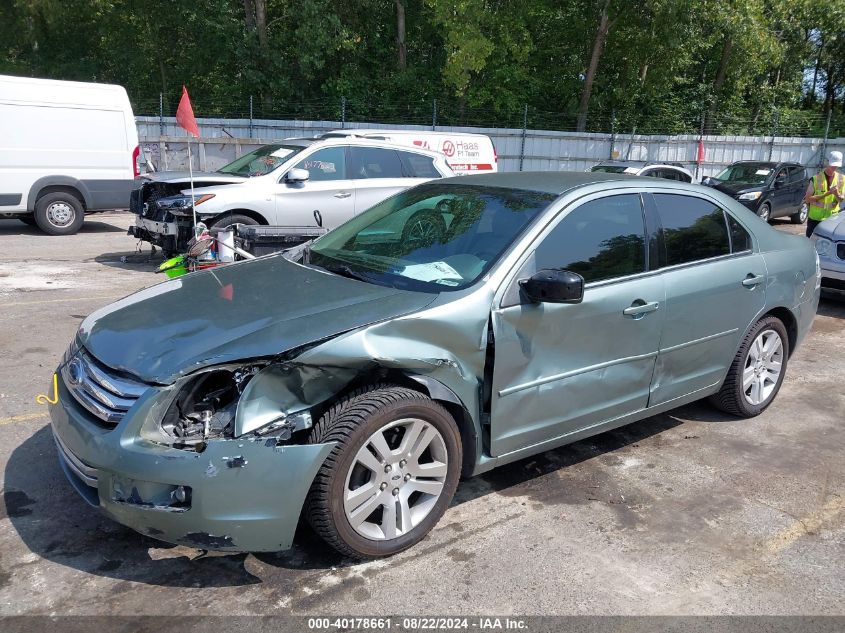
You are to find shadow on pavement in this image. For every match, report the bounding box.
[4,408,702,582]
[3,425,261,588]
[0,218,126,235]
[819,294,845,315]
[92,249,164,272]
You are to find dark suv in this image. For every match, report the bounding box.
[703,161,808,223]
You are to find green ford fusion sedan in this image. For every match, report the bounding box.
[50,172,820,558]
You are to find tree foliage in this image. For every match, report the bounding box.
[1,0,843,135]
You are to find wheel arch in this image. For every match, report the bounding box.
[315,371,478,478]
[762,306,798,358]
[28,177,90,211]
[210,208,268,225]
[401,373,478,478]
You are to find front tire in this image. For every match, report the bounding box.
[34,192,84,235]
[710,316,789,417]
[757,202,772,223]
[306,384,462,559]
[790,202,808,224]
[208,212,259,231]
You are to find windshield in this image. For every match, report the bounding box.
[714,163,774,186]
[217,144,306,177]
[309,183,556,292]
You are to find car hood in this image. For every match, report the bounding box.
[710,181,765,197]
[78,256,437,384]
[142,171,247,186]
[815,214,845,240]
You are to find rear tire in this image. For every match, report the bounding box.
[305,384,462,559]
[710,316,789,417]
[790,202,808,224]
[401,210,446,248]
[34,192,85,235]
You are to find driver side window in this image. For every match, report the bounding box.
[502,194,647,307]
[534,194,646,282]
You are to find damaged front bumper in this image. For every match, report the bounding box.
[129,216,191,254]
[49,374,334,552]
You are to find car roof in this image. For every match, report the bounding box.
[447,171,663,194]
[594,161,689,170]
[276,136,447,159]
[728,160,804,168]
[321,129,489,139]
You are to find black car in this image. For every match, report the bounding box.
[703,161,808,223]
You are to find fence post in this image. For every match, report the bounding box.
[159,92,164,137]
[767,109,779,162]
[819,109,832,168]
[432,99,437,131]
[609,109,616,159]
[695,108,706,181]
[249,95,254,139]
[341,96,347,129]
[519,105,528,171]
[625,125,637,160]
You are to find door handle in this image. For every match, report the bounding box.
[333,192,352,199]
[623,301,660,317]
[742,274,765,288]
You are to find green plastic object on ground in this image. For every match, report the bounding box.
[158,255,187,278]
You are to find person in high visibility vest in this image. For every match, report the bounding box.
[804,150,844,237]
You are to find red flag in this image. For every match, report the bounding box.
[696,139,705,164]
[176,85,200,138]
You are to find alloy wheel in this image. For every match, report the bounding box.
[343,417,448,540]
[406,217,441,245]
[742,329,784,406]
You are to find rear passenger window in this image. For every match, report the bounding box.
[653,194,730,265]
[398,151,441,178]
[727,214,752,252]
[534,194,646,283]
[350,148,404,179]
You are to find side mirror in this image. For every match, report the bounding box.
[285,168,310,183]
[519,269,584,304]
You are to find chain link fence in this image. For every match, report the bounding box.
[134,93,845,177]
[132,93,845,140]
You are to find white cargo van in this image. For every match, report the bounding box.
[323,129,497,175]
[0,75,139,235]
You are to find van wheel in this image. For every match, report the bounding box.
[306,384,462,559]
[710,316,789,417]
[34,193,84,235]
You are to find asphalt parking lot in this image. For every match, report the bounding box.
[0,212,843,616]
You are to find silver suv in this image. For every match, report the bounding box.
[129,137,453,254]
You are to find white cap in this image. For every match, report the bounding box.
[828,150,843,168]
